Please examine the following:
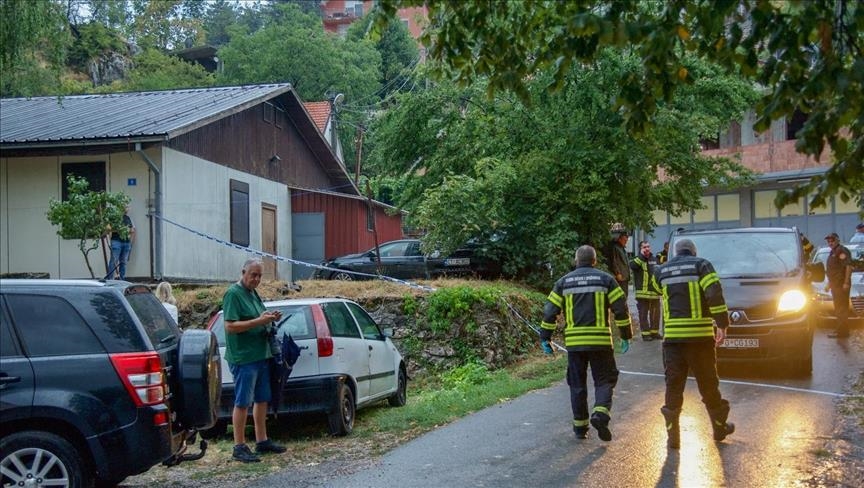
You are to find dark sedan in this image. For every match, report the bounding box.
[313,239,499,281]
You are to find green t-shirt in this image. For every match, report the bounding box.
[222,282,272,365]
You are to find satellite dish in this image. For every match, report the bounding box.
[332,93,345,108]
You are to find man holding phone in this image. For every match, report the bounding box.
[223,258,287,462]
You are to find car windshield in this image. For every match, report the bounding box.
[675,232,801,278]
[211,304,315,346]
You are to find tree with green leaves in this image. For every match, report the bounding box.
[217,3,381,103]
[346,13,419,101]
[46,175,132,278]
[0,0,71,96]
[365,51,758,283]
[375,0,864,213]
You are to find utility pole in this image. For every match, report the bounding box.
[354,124,365,185]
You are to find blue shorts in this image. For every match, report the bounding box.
[229,359,271,407]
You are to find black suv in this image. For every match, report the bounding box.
[0,280,221,487]
[667,228,825,375]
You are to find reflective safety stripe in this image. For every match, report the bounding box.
[548,291,563,308]
[634,290,660,299]
[664,275,699,285]
[563,327,613,347]
[573,418,589,427]
[565,294,575,329]
[614,318,630,327]
[664,317,714,325]
[593,406,610,416]
[594,292,604,328]
[699,272,720,290]
[564,286,607,294]
[688,281,702,318]
[541,321,557,331]
[709,304,728,314]
[608,287,624,304]
[664,324,715,338]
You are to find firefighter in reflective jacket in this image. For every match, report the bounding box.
[630,240,661,341]
[540,245,632,442]
[650,238,734,449]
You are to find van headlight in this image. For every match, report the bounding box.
[777,289,807,313]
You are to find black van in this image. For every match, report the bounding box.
[667,228,825,376]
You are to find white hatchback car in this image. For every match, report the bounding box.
[202,297,407,437]
[810,243,864,323]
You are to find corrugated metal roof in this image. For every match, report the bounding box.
[0,84,292,144]
[303,101,331,133]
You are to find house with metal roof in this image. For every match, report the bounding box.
[0,84,403,281]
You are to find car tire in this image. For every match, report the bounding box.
[388,367,407,407]
[1,431,92,488]
[332,271,354,281]
[327,382,355,436]
[198,419,228,440]
[176,329,222,430]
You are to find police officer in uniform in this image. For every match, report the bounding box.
[824,232,852,339]
[539,245,633,441]
[650,238,734,449]
[630,240,661,340]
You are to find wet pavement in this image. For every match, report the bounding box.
[257,327,863,487]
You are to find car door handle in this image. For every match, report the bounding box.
[368,345,373,351]
[0,375,22,388]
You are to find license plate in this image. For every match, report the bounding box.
[721,338,759,348]
[445,258,470,266]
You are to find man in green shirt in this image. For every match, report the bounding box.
[223,258,286,462]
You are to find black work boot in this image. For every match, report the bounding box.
[573,419,589,439]
[660,406,680,449]
[590,412,612,442]
[707,400,735,442]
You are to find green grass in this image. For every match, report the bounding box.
[355,354,566,435]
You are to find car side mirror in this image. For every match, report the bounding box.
[381,327,394,338]
[367,250,377,260]
[806,262,825,283]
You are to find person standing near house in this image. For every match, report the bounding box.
[824,232,853,339]
[650,238,734,449]
[539,245,632,441]
[223,258,287,463]
[630,241,661,340]
[106,205,135,280]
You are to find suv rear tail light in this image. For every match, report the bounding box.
[311,305,333,357]
[109,352,166,406]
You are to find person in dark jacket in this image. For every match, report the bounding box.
[656,241,669,264]
[650,239,734,449]
[105,205,135,280]
[540,245,632,442]
[824,232,853,339]
[630,241,661,340]
[607,231,631,299]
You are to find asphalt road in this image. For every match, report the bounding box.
[256,328,863,488]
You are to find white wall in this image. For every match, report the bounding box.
[0,153,151,279]
[161,148,292,281]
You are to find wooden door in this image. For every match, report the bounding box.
[261,205,277,281]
